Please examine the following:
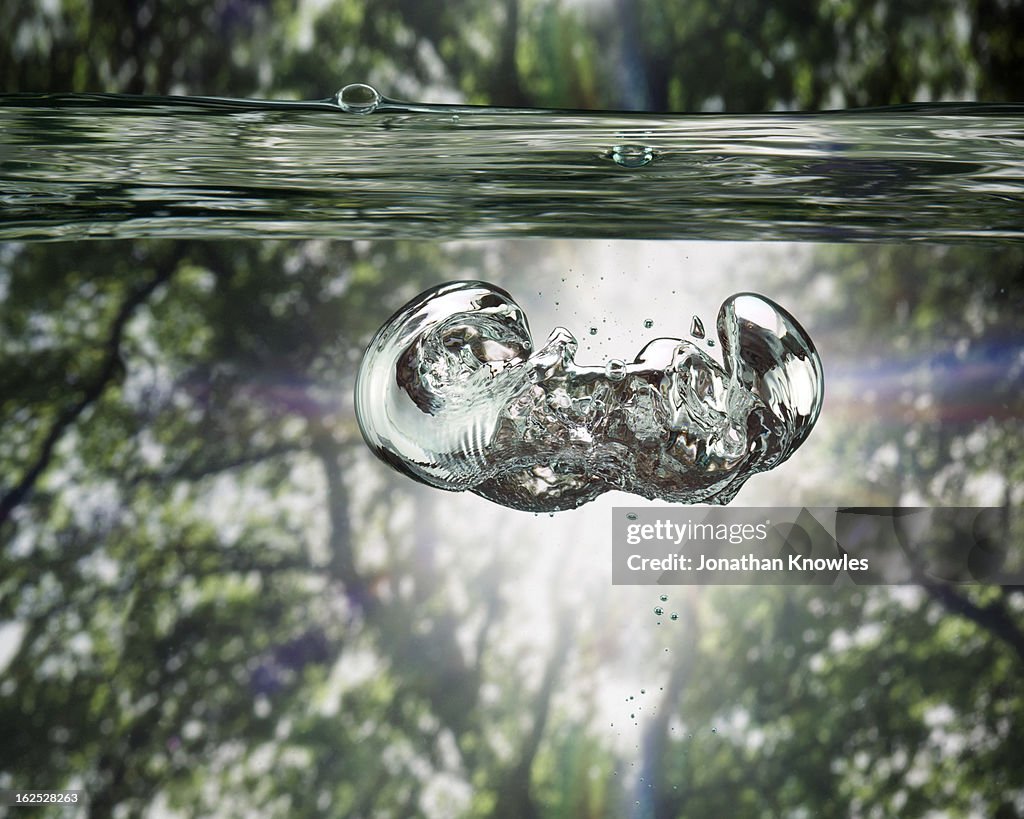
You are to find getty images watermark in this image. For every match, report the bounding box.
[612,507,1019,585]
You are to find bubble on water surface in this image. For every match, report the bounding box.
[608,144,655,167]
[336,83,381,114]
[354,281,824,512]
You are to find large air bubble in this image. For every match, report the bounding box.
[355,281,823,512]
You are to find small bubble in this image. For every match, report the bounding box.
[605,358,627,381]
[589,327,598,336]
[659,594,668,602]
[630,713,635,719]
[609,144,655,168]
[336,83,381,114]
[707,339,715,347]
[654,606,664,616]
[641,689,645,694]
[690,316,706,339]
[670,612,679,620]
[711,727,717,734]
[643,318,654,329]
[451,114,460,124]
[626,512,638,520]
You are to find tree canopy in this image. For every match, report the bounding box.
[1,1,1022,817]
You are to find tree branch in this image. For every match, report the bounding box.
[922,581,1024,665]
[0,248,183,530]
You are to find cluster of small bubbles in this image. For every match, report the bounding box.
[336,83,381,114]
[690,316,706,339]
[670,612,679,620]
[605,358,627,381]
[654,606,664,616]
[609,144,655,168]
[643,318,654,329]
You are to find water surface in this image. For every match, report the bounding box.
[1,93,1022,242]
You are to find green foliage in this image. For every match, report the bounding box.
[1,2,1023,818]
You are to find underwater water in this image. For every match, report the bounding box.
[355,280,823,511]
[1,90,1023,243]
[2,85,1023,819]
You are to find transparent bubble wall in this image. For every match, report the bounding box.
[355,281,824,512]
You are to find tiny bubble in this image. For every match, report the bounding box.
[626,512,638,521]
[605,358,627,381]
[654,606,663,615]
[711,727,717,734]
[589,327,598,336]
[659,594,668,602]
[643,319,654,329]
[609,144,655,168]
[641,689,645,694]
[670,612,679,620]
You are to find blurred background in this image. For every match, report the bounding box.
[1,1,1023,817]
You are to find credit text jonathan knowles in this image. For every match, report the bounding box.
[623,519,870,574]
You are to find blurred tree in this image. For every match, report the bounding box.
[1,1,1023,818]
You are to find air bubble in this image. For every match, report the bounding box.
[690,316,705,339]
[355,281,824,512]
[654,606,664,616]
[609,144,655,168]
[659,594,668,602]
[626,512,638,520]
[643,318,654,329]
[605,358,627,381]
[670,612,679,620]
[336,83,381,114]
